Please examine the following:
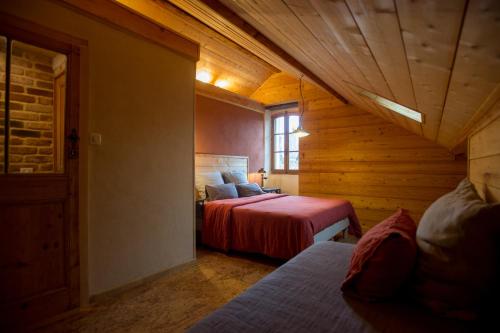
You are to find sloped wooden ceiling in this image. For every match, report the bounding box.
[115,0,278,96]
[169,0,500,150]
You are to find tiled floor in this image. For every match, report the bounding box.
[36,248,280,333]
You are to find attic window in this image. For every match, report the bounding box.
[359,90,423,123]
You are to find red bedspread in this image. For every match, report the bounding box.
[202,194,361,259]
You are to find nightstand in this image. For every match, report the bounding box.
[262,187,281,194]
[195,199,204,244]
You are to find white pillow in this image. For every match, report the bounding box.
[222,171,248,185]
[195,172,224,200]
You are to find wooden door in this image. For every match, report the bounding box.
[0,17,81,331]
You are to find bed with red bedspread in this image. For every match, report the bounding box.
[202,193,361,259]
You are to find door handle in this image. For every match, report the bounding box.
[67,128,80,159]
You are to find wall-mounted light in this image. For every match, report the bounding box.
[257,168,267,188]
[214,79,230,89]
[359,89,423,123]
[196,70,212,83]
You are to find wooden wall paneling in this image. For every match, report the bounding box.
[299,160,466,175]
[299,100,465,229]
[396,0,466,141]
[438,0,500,148]
[468,114,500,160]
[251,70,465,229]
[251,73,390,134]
[468,114,500,203]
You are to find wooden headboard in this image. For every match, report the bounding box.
[195,153,248,200]
[468,115,500,203]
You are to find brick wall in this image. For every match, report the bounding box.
[0,43,64,173]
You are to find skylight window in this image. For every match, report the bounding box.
[359,90,423,123]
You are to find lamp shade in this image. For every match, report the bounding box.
[291,125,310,138]
[258,168,266,174]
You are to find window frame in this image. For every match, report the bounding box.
[271,110,300,175]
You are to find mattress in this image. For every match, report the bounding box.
[203,194,361,259]
[189,241,476,333]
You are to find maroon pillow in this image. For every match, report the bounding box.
[341,209,417,301]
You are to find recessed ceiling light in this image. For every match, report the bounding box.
[359,89,423,123]
[196,70,212,83]
[214,79,229,89]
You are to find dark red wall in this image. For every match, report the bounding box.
[195,94,264,172]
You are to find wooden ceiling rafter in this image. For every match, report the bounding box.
[215,0,499,150]
[103,0,498,151]
[282,0,398,127]
[434,0,470,142]
[115,0,279,96]
[169,0,349,104]
[343,0,423,135]
[224,0,422,135]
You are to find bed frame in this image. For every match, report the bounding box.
[195,153,349,241]
[195,153,248,200]
[313,217,349,242]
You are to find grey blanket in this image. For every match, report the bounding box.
[189,242,477,333]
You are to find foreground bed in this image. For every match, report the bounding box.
[202,193,361,259]
[189,241,475,333]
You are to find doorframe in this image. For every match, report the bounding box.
[0,12,87,311]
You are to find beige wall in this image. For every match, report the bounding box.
[1,1,196,297]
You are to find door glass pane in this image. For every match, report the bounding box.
[289,115,299,133]
[0,37,6,173]
[274,152,284,170]
[8,41,66,173]
[289,152,299,170]
[273,116,284,134]
[289,133,299,151]
[274,134,284,152]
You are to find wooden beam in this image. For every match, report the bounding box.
[195,81,265,113]
[170,0,348,104]
[58,0,200,61]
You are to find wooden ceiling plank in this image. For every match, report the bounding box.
[196,80,265,113]
[309,0,395,101]
[437,0,500,147]
[451,87,500,148]
[284,0,379,99]
[170,0,349,103]
[396,0,466,141]
[345,0,417,109]
[220,0,367,104]
[221,0,405,128]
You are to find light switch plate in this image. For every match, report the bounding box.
[90,133,102,145]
